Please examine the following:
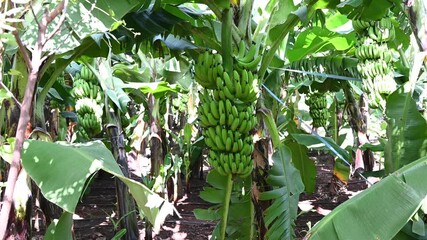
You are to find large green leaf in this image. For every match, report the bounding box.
[285,122,317,193]
[261,1,319,77]
[285,141,316,193]
[287,27,355,62]
[125,82,181,99]
[307,155,427,240]
[337,0,393,20]
[21,140,174,230]
[259,144,304,240]
[385,91,427,173]
[124,8,187,39]
[267,0,297,29]
[291,133,350,161]
[22,0,139,54]
[194,170,253,239]
[44,212,73,240]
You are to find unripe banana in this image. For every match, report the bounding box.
[230,117,240,131]
[214,135,226,151]
[238,44,257,63]
[223,162,232,175]
[210,101,220,119]
[207,113,219,126]
[223,71,235,94]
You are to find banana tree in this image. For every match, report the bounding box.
[0,0,175,238]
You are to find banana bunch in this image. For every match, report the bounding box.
[306,92,329,128]
[353,15,397,108]
[213,69,258,103]
[77,112,102,135]
[374,74,396,95]
[72,78,103,102]
[367,18,395,43]
[75,98,103,119]
[198,91,256,131]
[352,18,395,42]
[352,19,374,33]
[203,125,254,155]
[208,149,253,176]
[291,56,359,83]
[356,59,391,79]
[80,65,97,82]
[354,41,393,63]
[195,50,258,177]
[194,52,223,89]
[72,65,104,139]
[235,40,261,72]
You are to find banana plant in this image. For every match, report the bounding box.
[306,154,427,240]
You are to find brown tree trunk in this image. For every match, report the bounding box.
[0,1,68,238]
[3,52,33,240]
[343,84,374,172]
[106,123,139,240]
[148,93,165,179]
[146,93,167,239]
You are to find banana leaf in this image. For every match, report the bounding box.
[306,155,427,240]
[21,140,174,231]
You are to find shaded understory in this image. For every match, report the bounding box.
[31,153,367,239]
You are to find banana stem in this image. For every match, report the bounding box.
[220,174,233,240]
[221,7,233,76]
[249,194,254,240]
[333,97,338,143]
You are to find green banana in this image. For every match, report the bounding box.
[225,137,232,152]
[237,40,246,59]
[223,85,235,100]
[210,101,220,119]
[205,136,218,151]
[223,71,235,94]
[238,44,257,63]
[214,135,225,151]
[199,115,210,127]
[223,162,232,175]
[221,128,228,146]
[206,112,218,126]
[230,117,240,131]
[238,55,261,71]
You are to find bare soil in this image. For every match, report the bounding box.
[31,152,367,239]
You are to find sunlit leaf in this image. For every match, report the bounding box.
[21,140,174,231]
[285,141,316,193]
[44,212,73,240]
[124,81,181,99]
[292,133,350,161]
[307,155,427,240]
[21,0,140,54]
[287,27,355,62]
[385,90,427,173]
[267,0,297,29]
[260,144,304,240]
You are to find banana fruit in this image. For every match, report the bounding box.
[196,49,259,176]
[306,92,329,128]
[353,15,398,108]
[72,65,104,140]
[235,40,261,72]
[195,52,223,89]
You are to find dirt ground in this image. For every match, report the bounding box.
[31,152,367,239]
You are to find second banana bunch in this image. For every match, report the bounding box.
[353,15,397,108]
[71,65,104,140]
[195,42,259,177]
